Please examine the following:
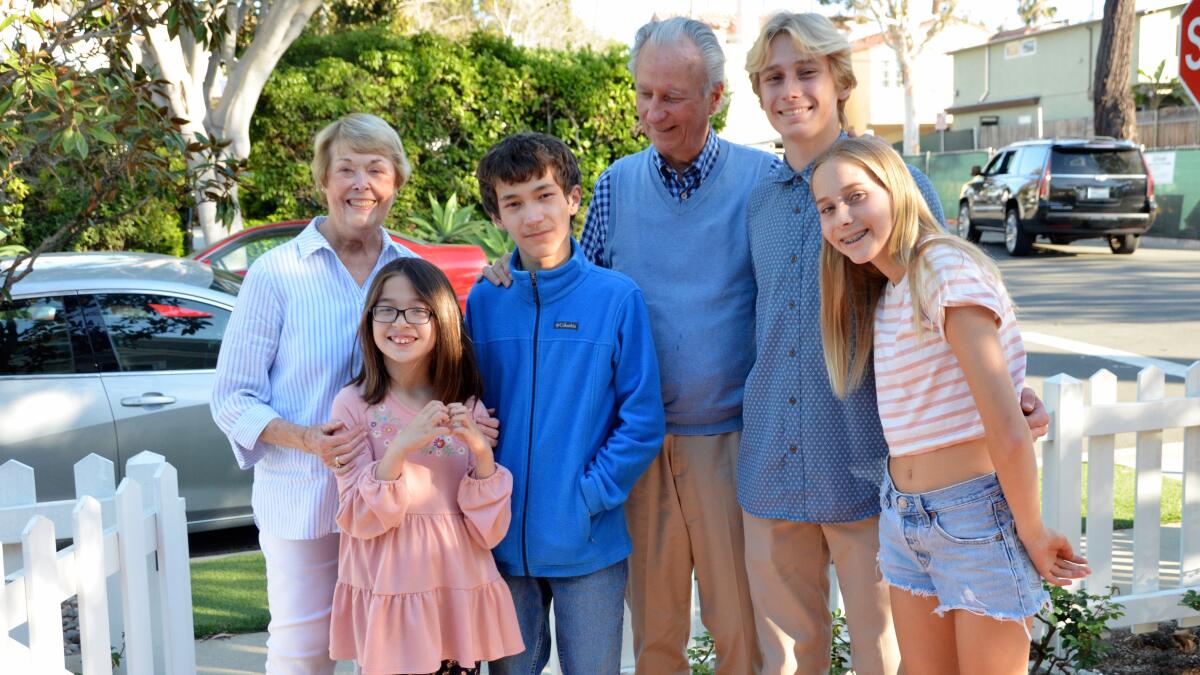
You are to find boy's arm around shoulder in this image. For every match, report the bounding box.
[331,388,412,539]
[579,287,665,517]
[908,164,947,228]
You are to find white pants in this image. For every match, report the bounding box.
[259,531,340,675]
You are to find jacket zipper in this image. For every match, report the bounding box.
[522,271,540,576]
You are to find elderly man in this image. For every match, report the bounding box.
[484,16,772,675]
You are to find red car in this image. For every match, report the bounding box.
[191,220,486,308]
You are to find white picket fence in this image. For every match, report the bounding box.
[0,451,195,674]
[1042,361,1200,633]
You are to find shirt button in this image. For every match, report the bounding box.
[897,497,909,508]
[791,255,798,263]
[681,191,689,200]
[788,349,796,357]
[793,207,801,214]
[789,445,798,454]
[788,397,796,405]
[788,300,796,309]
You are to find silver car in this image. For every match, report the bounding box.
[0,252,251,531]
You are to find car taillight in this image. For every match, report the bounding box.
[1038,158,1051,200]
[1140,152,1155,200]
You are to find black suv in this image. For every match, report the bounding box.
[957,138,1156,256]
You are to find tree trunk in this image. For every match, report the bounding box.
[1093,0,1136,139]
[899,54,920,154]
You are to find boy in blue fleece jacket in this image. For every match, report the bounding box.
[467,133,665,674]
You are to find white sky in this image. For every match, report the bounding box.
[569,0,1110,47]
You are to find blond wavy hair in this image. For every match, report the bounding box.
[815,135,1002,398]
[744,12,857,129]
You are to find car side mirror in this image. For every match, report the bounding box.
[970,165,982,177]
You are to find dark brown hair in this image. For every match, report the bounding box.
[351,257,484,405]
[475,132,582,221]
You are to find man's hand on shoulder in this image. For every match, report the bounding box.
[479,251,514,287]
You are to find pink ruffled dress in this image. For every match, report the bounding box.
[327,387,524,675]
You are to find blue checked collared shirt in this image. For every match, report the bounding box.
[737,150,947,523]
[581,129,722,265]
[211,217,416,539]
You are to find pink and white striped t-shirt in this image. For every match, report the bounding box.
[873,242,1026,457]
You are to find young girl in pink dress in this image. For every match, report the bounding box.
[327,257,524,675]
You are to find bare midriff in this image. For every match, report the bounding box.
[887,437,996,494]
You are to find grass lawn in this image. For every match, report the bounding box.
[191,551,270,638]
[1082,462,1182,530]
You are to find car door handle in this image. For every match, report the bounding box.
[121,393,177,407]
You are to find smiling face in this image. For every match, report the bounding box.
[371,273,436,378]
[634,39,723,173]
[489,169,580,272]
[813,157,898,274]
[756,35,849,148]
[323,142,398,239]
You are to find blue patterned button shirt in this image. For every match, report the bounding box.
[737,152,946,523]
[581,129,722,265]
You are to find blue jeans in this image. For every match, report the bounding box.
[488,560,627,675]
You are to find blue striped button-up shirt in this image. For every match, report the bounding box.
[738,153,946,523]
[581,129,722,265]
[211,217,415,539]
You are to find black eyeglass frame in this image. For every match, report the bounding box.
[370,305,434,325]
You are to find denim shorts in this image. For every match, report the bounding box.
[878,470,1049,623]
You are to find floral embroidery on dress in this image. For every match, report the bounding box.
[370,404,464,455]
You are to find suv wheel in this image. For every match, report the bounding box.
[957,202,981,243]
[1109,234,1139,254]
[1004,208,1035,257]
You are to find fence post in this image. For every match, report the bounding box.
[22,516,64,672]
[72,453,123,669]
[1086,369,1117,594]
[115,478,153,675]
[1180,362,1200,628]
[150,461,196,674]
[0,460,36,579]
[73,495,113,675]
[1132,366,1165,634]
[1042,374,1084,552]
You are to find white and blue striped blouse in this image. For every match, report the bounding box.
[211,217,416,539]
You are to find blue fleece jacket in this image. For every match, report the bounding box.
[465,239,665,578]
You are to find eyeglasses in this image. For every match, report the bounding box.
[370,305,433,325]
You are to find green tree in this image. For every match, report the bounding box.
[1017,0,1058,27]
[0,4,239,297]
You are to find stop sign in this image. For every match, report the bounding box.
[1182,0,1200,109]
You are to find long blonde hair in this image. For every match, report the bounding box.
[815,135,1003,398]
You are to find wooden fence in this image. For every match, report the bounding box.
[975,106,1200,149]
[1042,362,1200,633]
[0,451,196,674]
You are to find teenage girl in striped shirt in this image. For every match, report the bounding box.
[811,135,1090,674]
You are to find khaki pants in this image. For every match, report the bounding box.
[625,432,759,675]
[743,513,901,675]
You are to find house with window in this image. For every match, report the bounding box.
[842,21,991,145]
[945,1,1186,147]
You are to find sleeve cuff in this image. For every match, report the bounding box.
[230,404,280,469]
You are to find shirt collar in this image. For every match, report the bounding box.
[770,131,850,185]
[649,128,720,184]
[296,216,405,259]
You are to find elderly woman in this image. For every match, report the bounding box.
[212,113,490,673]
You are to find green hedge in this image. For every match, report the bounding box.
[245,29,646,235]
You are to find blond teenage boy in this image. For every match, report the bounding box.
[738,12,1049,675]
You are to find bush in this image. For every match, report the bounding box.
[245,28,647,238]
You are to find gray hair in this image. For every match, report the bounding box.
[629,17,727,97]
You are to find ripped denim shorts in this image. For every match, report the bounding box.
[877,470,1049,624]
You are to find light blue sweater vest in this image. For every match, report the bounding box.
[606,137,777,435]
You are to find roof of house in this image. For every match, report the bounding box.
[947,1,1185,55]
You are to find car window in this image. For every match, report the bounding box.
[1050,148,1143,175]
[0,296,75,376]
[94,293,230,372]
[984,151,1012,176]
[1015,147,1048,176]
[212,234,295,275]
